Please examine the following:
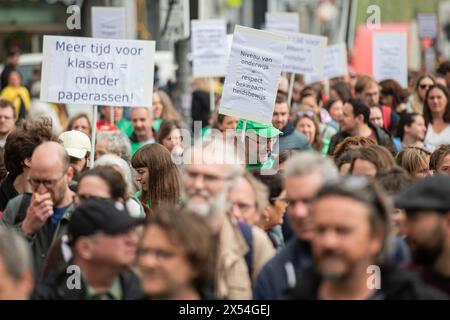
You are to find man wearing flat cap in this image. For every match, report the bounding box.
[395,175,450,297]
[33,198,144,300]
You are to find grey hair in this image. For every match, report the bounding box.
[0,226,32,280]
[284,151,338,181]
[94,154,135,194]
[97,131,131,162]
[182,138,244,183]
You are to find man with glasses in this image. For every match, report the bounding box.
[354,75,400,134]
[33,198,143,300]
[253,152,338,299]
[181,139,274,299]
[236,119,281,172]
[287,176,446,300]
[2,141,76,282]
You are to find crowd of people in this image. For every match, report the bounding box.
[0,48,450,301]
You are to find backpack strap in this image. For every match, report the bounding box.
[14,193,32,225]
[237,221,253,279]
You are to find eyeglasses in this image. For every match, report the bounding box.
[297,110,315,119]
[184,170,230,184]
[28,172,66,189]
[231,202,255,213]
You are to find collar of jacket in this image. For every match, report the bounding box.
[281,120,294,136]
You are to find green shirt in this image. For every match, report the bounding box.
[134,191,151,210]
[130,138,155,157]
[86,277,122,300]
[245,157,274,171]
[117,119,133,137]
[152,118,163,132]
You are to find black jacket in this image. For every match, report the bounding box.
[0,174,18,211]
[32,266,143,300]
[327,121,398,157]
[286,264,448,300]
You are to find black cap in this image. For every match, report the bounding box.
[395,175,450,213]
[68,198,144,243]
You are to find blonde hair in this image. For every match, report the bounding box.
[395,146,431,176]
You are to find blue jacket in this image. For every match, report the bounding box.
[253,238,313,300]
[253,236,410,300]
[278,121,310,152]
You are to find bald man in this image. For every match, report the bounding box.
[1,141,75,281]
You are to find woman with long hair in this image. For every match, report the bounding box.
[131,143,181,215]
[406,73,435,114]
[423,83,450,147]
[152,90,183,131]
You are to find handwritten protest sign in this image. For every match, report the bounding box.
[304,43,348,84]
[373,32,408,87]
[40,35,155,107]
[265,12,299,34]
[282,32,327,75]
[418,13,438,39]
[191,19,228,77]
[220,25,288,125]
[91,7,126,39]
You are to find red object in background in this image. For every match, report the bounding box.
[96,120,118,132]
[0,210,3,218]
[351,23,411,77]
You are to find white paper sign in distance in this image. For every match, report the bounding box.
[282,32,328,75]
[220,25,288,125]
[304,43,348,84]
[373,32,408,88]
[191,19,228,78]
[91,7,126,39]
[265,12,299,34]
[40,35,155,107]
[418,13,438,39]
[160,0,190,41]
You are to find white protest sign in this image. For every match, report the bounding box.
[160,0,190,41]
[191,19,228,77]
[220,25,288,125]
[40,35,155,107]
[265,12,299,34]
[282,32,328,75]
[418,13,438,39]
[226,34,233,57]
[373,32,408,88]
[304,43,348,84]
[91,7,126,39]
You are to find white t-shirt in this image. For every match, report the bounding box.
[425,123,450,148]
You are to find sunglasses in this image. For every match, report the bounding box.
[297,110,315,119]
[419,84,432,90]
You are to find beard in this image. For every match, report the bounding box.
[409,229,445,268]
[315,250,354,283]
[182,185,230,219]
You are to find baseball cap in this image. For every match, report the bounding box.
[395,175,450,213]
[68,198,144,244]
[59,130,91,159]
[236,119,282,139]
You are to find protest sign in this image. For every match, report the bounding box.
[91,7,126,39]
[282,32,328,75]
[373,32,408,87]
[304,43,348,84]
[417,13,438,39]
[220,25,288,125]
[160,0,190,41]
[40,35,155,107]
[191,19,228,77]
[265,12,299,34]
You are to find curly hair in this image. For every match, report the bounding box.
[4,118,55,178]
